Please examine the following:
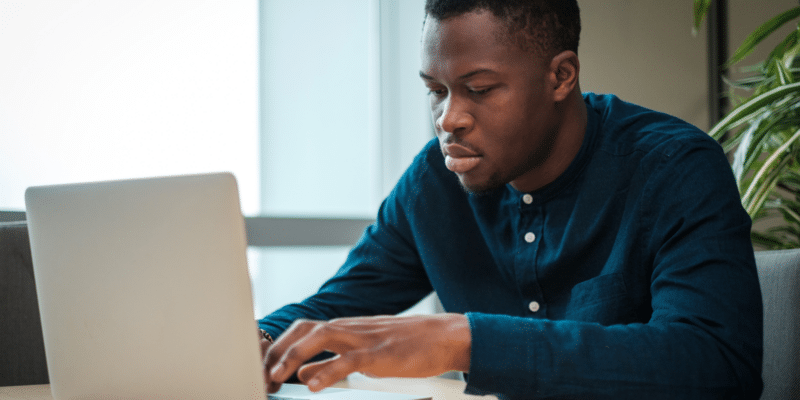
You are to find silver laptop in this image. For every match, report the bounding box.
[25,172,429,400]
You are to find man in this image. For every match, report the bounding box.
[260,1,763,398]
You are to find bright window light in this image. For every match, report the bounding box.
[0,0,260,214]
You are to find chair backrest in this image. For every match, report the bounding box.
[754,248,800,399]
[0,221,49,386]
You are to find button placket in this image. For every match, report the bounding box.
[515,195,545,317]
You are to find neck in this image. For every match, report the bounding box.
[509,89,587,193]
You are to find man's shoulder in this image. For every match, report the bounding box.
[583,92,719,160]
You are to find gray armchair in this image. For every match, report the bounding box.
[0,221,48,386]
[1,218,798,398]
[755,249,800,399]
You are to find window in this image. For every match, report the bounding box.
[254,0,433,316]
[0,0,434,317]
[0,0,260,214]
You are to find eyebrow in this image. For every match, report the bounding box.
[419,69,496,81]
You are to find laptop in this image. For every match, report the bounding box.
[25,172,430,400]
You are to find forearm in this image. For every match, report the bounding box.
[442,313,471,373]
[464,313,760,399]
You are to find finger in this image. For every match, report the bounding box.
[264,320,316,371]
[266,378,283,394]
[258,329,270,359]
[297,349,372,392]
[269,322,344,384]
[326,315,398,328]
[271,315,414,384]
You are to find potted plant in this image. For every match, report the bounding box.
[694,1,800,249]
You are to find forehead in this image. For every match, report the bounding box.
[422,10,502,57]
[420,10,541,79]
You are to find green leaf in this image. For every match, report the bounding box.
[745,155,790,217]
[726,6,800,68]
[778,202,800,225]
[731,116,762,184]
[709,81,800,139]
[701,3,800,248]
[741,128,800,215]
[774,59,792,85]
[765,28,800,70]
[693,0,713,34]
[724,74,770,90]
[751,230,793,249]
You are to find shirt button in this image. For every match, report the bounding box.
[524,232,536,243]
[522,194,533,204]
[529,301,540,313]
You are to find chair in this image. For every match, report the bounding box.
[0,221,49,386]
[755,248,800,399]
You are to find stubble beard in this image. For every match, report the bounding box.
[457,127,559,195]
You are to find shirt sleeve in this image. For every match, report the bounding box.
[463,138,763,399]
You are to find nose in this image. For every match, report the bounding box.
[436,96,474,137]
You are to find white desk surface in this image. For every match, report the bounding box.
[0,373,498,400]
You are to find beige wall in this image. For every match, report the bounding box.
[579,1,709,130]
[579,0,798,132]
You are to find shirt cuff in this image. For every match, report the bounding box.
[464,312,538,397]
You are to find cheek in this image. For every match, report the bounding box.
[484,92,530,129]
[475,104,525,143]
[479,113,536,162]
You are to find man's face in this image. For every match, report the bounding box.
[420,10,560,193]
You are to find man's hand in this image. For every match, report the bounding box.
[259,328,272,365]
[263,313,471,393]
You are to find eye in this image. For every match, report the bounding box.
[427,87,447,97]
[468,87,492,95]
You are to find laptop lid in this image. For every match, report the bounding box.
[26,173,265,399]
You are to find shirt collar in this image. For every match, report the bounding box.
[505,96,601,203]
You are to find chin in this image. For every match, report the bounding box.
[457,174,506,196]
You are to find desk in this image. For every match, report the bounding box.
[0,374,498,400]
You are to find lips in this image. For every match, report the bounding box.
[442,142,482,174]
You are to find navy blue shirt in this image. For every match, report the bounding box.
[260,93,763,399]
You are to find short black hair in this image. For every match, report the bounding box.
[424,0,580,58]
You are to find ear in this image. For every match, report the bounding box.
[548,50,579,102]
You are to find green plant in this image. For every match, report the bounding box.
[694,1,800,249]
